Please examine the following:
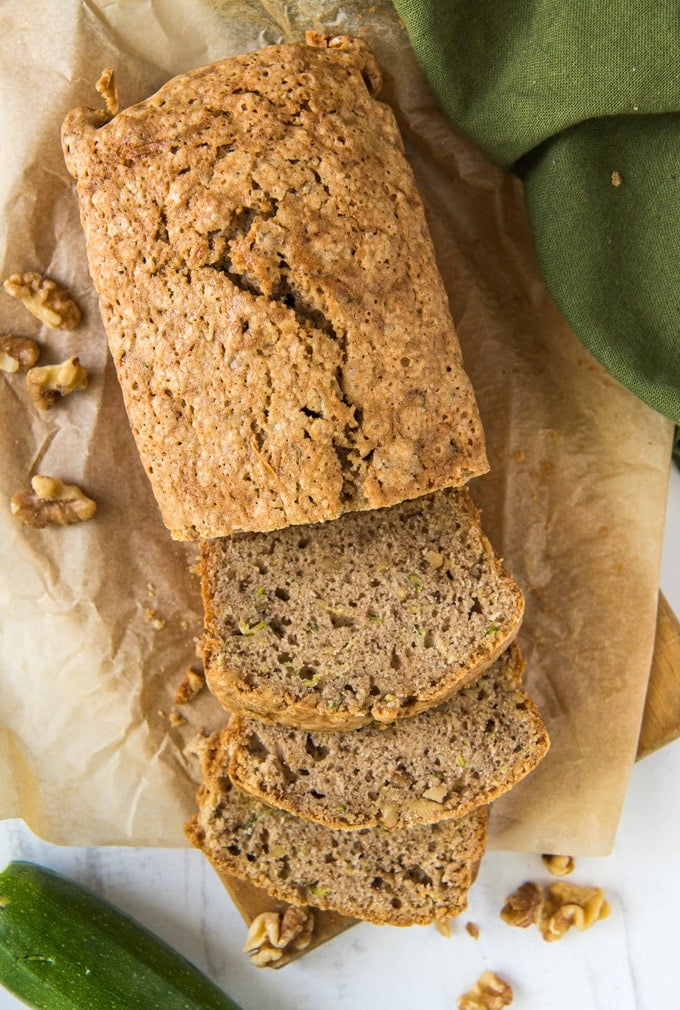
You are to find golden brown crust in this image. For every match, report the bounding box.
[62,37,486,539]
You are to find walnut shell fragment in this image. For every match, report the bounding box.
[11,475,96,528]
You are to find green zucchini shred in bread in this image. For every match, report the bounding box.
[225,643,549,830]
[185,733,488,926]
[61,34,487,540]
[200,488,524,729]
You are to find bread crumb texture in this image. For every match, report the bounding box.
[185,732,488,926]
[62,37,486,539]
[200,488,524,728]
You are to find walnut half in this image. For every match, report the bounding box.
[0,335,40,373]
[26,357,88,410]
[243,906,314,968]
[11,475,96,528]
[458,971,513,1010]
[501,880,610,942]
[540,882,611,942]
[3,272,81,330]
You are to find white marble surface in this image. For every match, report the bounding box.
[1,463,679,1010]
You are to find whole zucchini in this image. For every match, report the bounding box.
[0,861,244,1010]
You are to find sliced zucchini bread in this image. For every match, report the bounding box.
[185,733,488,926]
[224,643,549,830]
[200,487,524,730]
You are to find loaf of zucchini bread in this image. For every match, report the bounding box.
[62,34,487,540]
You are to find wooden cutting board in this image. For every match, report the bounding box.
[637,592,680,759]
[218,591,680,964]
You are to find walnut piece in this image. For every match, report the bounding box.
[501,880,610,942]
[11,475,96,528]
[422,783,448,803]
[458,971,513,1010]
[174,666,206,706]
[3,272,81,329]
[0,335,40,373]
[542,853,575,877]
[26,357,88,410]
[243,906,314,968]
[379,801,399,829]
[500,881,543,928]
[540,882,611,942]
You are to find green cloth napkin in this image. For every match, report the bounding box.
[392,0,680,423]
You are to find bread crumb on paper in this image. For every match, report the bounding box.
[174,666,206,706]
[144,607,166,630]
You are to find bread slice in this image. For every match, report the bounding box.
[62,34,487,541]
[225,643,549,830]
[185,732,488,926]
[200,487,524,730]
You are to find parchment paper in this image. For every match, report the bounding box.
[0,0,672,856]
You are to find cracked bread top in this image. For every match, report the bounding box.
[61,35,487,539]
[186,731,488,926]
[200,487,524,729]
[225,643,549,830]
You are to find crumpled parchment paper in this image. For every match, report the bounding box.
[0,0,672,855]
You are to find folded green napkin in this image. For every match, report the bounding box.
[392,0,680,423]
